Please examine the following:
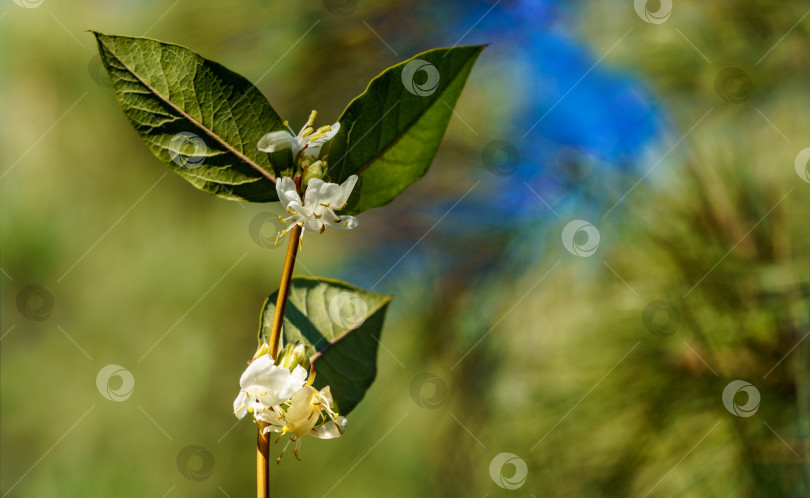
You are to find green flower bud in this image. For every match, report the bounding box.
[275,342,311,372]
[301,160,326,189]
[251,340,271,361]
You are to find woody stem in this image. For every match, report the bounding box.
[268,223,302,358]
[257,428,271,498]
[258,223,302,498]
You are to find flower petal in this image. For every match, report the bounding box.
[318,182,343,207]
[285,386,321,437]
[336,175,358,208]
[239,355,308,407]
[258,130,298,155]
[311,416,347,439]
[256,406,285,429]
[301,122,340,161]
[233,390,249,419]
[239,354,273,387]
[334,215,358,230]
[303,178,325,207]
[276,177,301,209]
[322,122,340,142]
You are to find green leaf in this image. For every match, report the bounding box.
[325,45,485,214]
[92,32,285,202]
[259,277,393,415]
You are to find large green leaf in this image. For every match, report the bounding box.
[259,277,393,415]
[93,32,285,202]
[325,45,485,214]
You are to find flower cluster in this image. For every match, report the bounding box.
[233,342,346,462]
[275,175,358,246]
[258,110,339,170]
[258,110,359,247]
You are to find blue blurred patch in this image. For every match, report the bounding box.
[345,0,668,285]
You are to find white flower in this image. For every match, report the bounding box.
[232,354,309,420]
[232,342,348,462]
[265,385,347,461]
[275,175,359,246]
[258,110,340,163]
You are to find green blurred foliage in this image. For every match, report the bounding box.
[1,0,808,497]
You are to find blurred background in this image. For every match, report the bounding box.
[1,0,809,496]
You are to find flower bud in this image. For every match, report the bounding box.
[250,340,272,362]
[301,160,325,189]
[275,342,311,372]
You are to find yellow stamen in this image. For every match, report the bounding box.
[306,131,327,142]
[300,127,314,139]
[305,110,317,128]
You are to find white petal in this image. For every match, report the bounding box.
[258,130,299,156]
[233,391,249,419]
[239,355,273,387]
[323,122,340,141]
[300,122,340,161]
[305,218,324,233]
[276,177,301,209]
[261,424,284,435]
[256,407,285,428]
[303,179,325,207]
[301,144,324,161]
[317,182,344,207]
[285,386,321,437]
[336,175,358,208]
[334,215,358,230]
[239,355,308,407]
[311,416,347,439]
[289,365,309,388]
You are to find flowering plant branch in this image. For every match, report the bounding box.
[92,30,483,496]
